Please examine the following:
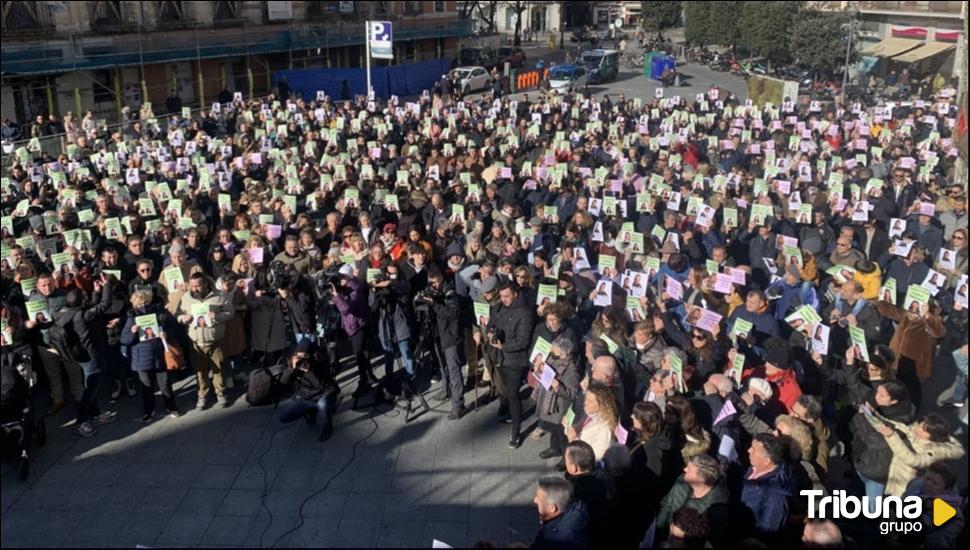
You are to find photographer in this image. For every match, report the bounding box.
[418,268,464,420]
[278,339,340,442]
[251,262,315,364]
[370,263,415,381]
[487,282,536,448]
[331,264,374,390]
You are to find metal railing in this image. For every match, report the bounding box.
[1,19,474,75]
[854,0,964,13]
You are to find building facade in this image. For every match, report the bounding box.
[1,1,470,126]
[848,1,966,80]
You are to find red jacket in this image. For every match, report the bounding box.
[742,366,803,413]
[766,368,802,413]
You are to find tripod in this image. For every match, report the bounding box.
[413,305,462,416]
[377,293,429,422]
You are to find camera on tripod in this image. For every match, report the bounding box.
[413,288,439,315]
[264,260,297,292]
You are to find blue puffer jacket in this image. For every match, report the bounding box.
[119,305,178,372]
[740,463,794,535]
[532,500,589,550]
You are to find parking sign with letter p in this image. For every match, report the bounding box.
[369,20,393,59]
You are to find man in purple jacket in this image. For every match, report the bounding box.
[331,264,373,392]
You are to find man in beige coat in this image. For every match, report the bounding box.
[177,273,234,408]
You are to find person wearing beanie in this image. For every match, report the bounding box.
[765,263,818,323]
[740,338,802,415]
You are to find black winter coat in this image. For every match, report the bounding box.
[51,281,114,362]
[489,294,535,367]
[428,281,462,349]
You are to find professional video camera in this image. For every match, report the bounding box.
[312,264,344,300]
[413,287,440,315]
[263,260,297,292]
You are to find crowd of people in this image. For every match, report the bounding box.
[1,67,968,549]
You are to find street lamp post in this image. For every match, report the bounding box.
[840,12,858,104]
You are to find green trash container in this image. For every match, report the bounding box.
[645,51,662,78]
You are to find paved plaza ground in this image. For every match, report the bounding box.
[2,364,553,548]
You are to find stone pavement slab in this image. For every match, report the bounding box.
[2,369,548,548]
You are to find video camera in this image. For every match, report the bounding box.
[264,260,297,292]
[413,287,439,315]
[312,264,344,300]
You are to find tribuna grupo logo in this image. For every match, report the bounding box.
[802,490,958,535]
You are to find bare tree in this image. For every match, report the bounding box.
[505,1,528,46]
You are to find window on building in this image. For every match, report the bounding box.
[92,69,115,104]
[157,0,185,22]
[2,0,53,31]
[89,1,123,26]
[404,1,422,16]
[405,41,416,62]
[213,0,238,20]
[307,1,341,19]
[433,1,446,13]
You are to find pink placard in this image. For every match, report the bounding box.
[666,276,683,301]
[614,424,629,445]
[727,267,747,285]
[714,273,734,294]
[264,224,282,239]
[539,366,555,390]
[248,247,264,264]
[696,309,723,333]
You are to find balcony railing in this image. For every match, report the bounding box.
[855,1,963,14]
[0,19,474,75]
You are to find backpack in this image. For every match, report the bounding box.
[245,363,285,407]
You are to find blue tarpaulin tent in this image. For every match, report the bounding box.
[273,58,450,100]
[649,55,676,81]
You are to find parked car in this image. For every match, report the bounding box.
[547,64,588,94]
[579,49,620,84]
[449,66,491,94]
[497,47,527,69]
[452,47,499,71]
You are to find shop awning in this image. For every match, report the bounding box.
[891,41,956,64]
[859,37,923,58]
